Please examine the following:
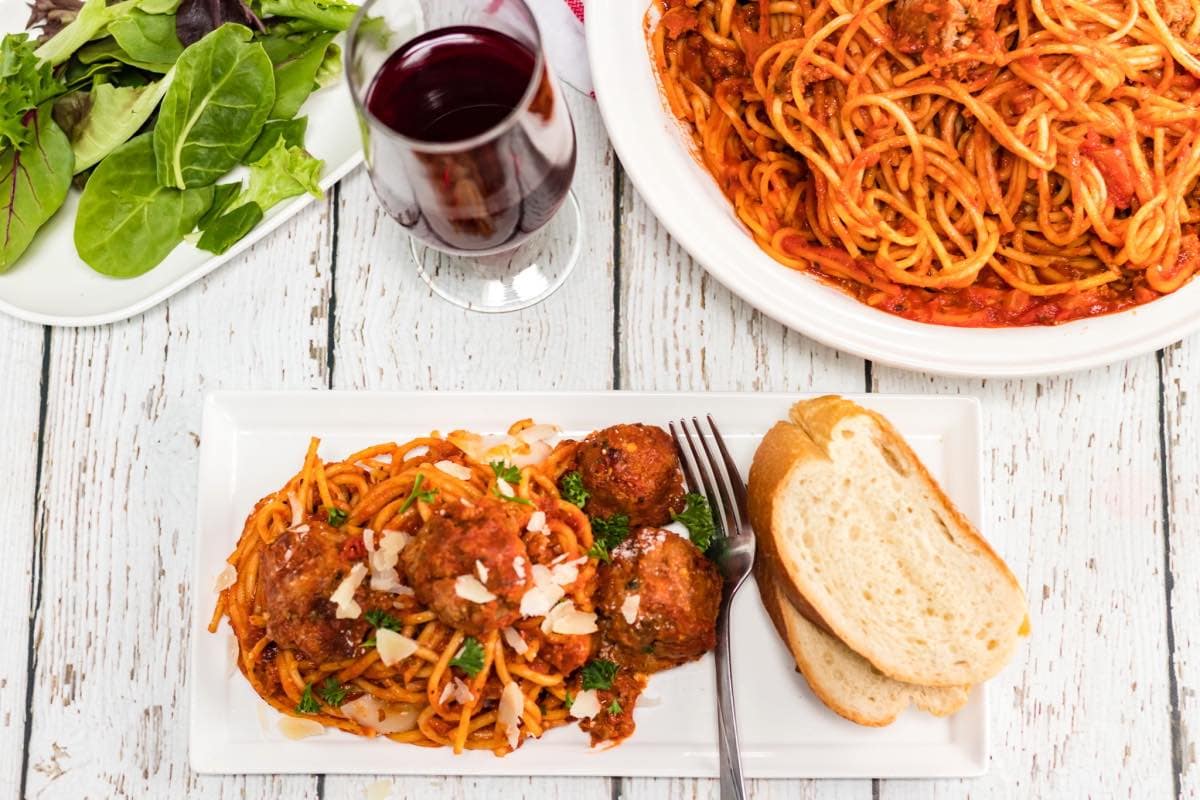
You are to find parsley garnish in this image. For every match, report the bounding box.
[365,609,402,631]
[318,677,346,707]
[296,684,320,714]
[398,473,437,515]
[587,513,630,561]
[564,691,574,707]
[449,636,485,677]
[672,492,717,552]
[608,698,622,715]
[559,471,589,508]
[326,506,348,527]
[581,659,619,691]
[490,461,522,484]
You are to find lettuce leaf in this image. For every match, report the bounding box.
[54,72,172,173]
[258,0,357,31]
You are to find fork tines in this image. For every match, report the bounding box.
[669,415,751,543]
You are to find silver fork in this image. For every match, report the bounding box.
[670,416,756,800]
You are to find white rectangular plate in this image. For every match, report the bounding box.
[0,3,364,327]
[191,391,989,778]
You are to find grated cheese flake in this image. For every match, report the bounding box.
[330,564,368,619]
[496,477,516,498]
[512,555,526,581]
[569,689,601,720]
[526,510,547,534]
[502,626,529,655]
[213,564,237,593]
[475,559,489,584]
[455,574,497,604]
[498,681,525,750]
[541,599,598,635]
[375,629,419,666]
[621,593,641,625]
[435,460,473,481]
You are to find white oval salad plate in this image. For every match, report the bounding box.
[587,0,1200,377]
[0,1,363,328]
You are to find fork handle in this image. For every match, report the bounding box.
[715,601,746,800]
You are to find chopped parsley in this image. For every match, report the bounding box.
[326,506,348,527]
[559,471,589,508]
[581,658,619,691]
[608,698,622,715]
[672,492,717,552]
[296,683,320,714]
[318,677,347,707]
[398,473,437,515]
[563,690,574,708]
[364,609,403,631]
[449,636,485,677]
[490,460,522,484]
[587,513,631,561]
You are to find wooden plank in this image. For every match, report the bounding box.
[870,358,1175,799]
[322,90,615,800]
[0,319,47,799]
[616,175,868,800]
[1162,333,1199,799]
[21,201,334,799]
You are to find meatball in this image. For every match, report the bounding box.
[401,498,529,636]
[596,527,721,672]
[576,424,686,527]
[257,520,371,664]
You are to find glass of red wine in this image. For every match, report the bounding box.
[346,0,581,312]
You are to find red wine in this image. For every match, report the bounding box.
[363,26,576,253]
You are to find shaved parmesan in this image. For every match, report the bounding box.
[568,689,601,720]
[363,528,376,553]
[213,564,237,593]
[279,717,325,740]
[439,677,475,706]
[516,424,560,444]
[393,585,415,596]
[526,511,547,534]
[621,593,641,625]
[541,599,598,635]
[496,477,516,498]
[331,563,368,619]
[288,492,303,528]
[366,779,395,800]
[370,530,410,593]
[502,626,529,655]
[339,695,419,734]
[402,445,429,460]
[435,460,473,481]
[375,629,419,666]
[498,681,525,749]
[475,560,489,583]
[455,574,497,603]
[513,555,526,581]
[550,556,588,587]
[520,582,565,617]
[290,524,309,534]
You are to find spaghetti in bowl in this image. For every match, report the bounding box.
[209,420,719,755]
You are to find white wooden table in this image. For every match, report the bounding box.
[1,91,1196,800]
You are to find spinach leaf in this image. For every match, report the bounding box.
[108,10,184,64]
[176,0,264,46]
[260,31,335,121]
[0,106,74,271]
[153,23,275,189]
[77,37,175,73]
[244,116,307,163]
[75,133,214,276]
[55,74,171,173]
[196,201,262,254]
[196,180,240,228]
[258,0,357,31]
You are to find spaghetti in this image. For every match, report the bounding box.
[210,422,599,754]
[650,0,1200,325]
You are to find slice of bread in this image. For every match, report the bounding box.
[756,561,970,725]
[749,395,1029,688]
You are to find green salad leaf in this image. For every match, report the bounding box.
[108,10,184,65]
[1,34,68,150]
[35,0,126,66]
[259,0,358,31]
[77,37,175,73]
[0,106,75,271]
[242,137,323,208]
[153,23,274,189]
[195,180,240,228]
[261,31,336,121]
[196,201,261,254]
[314,41,342,88]
[55,73,172,173]
[74,133,214,276]
[244,116,307,163]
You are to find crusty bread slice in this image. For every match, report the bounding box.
[756,562,970,725]
[748,395,1029,687]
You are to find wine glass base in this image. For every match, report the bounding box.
[410,191,583,313]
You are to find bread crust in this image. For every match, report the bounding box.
[749,396,1030,687]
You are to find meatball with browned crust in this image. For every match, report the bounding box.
[257,520,372,664]
[576,424,686,527]
[596,527,721,672]
[401,497,529,636]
